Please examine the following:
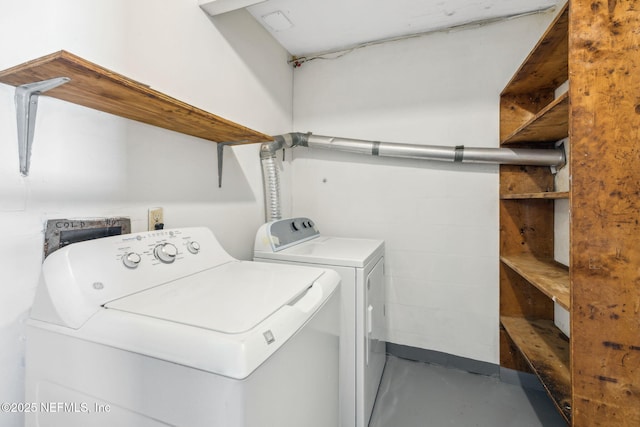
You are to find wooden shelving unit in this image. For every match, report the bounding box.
[501,316,571,420]
[0,50,272,144]
[499,1,640,425]
[500,191,568,200]
[501,93,568,145]
[500,7,568,98]
[500,3,571,422]
[500,254,569,310]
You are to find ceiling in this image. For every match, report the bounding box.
[243,0,562,57]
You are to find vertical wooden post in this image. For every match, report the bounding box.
[570,0,640,424]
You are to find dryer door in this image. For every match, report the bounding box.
[363,257,386,427]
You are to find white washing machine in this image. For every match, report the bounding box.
[254,217,386,427]
[26,227,340,427]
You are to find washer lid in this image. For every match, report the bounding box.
[257,236,385,268]
[104,261,324,334]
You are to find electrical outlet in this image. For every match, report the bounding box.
[148,207,164,231]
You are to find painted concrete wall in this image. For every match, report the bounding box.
[0,1,291,425]
[0,1,567,423]
[291,11,558,364]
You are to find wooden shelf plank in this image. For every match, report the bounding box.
[500,316,571,423]
[501,253,570,310]
[0,50,272,144]
[501,92,568,145]
[501,191,569,200]
[501,3,569,95]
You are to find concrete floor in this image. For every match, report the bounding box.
[369,356,566,427]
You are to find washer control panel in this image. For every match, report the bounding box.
[115,229,207,270]
[35,227,235,329]
[264,217,319,251]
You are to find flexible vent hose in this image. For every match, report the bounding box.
[261,153,281,221]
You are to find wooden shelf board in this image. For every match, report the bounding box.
[501,253,570,310]
[0,50,272,144]
[501,3,569,95]
[500,316,571,423]
[501,191,569,200]
[501,92,568,145]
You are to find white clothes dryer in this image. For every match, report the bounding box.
[26,227,340,427]
[254,217,386,427]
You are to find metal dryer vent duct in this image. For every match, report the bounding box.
[260,132,565,221]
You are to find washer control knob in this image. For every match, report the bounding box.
[187,241,201,254]
[291,221,299,231]
[154,243,178,263]
[122,252,142,269]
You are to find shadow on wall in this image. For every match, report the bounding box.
[0,310,29,427]
[205,9,292,123]
[125,121,257,204]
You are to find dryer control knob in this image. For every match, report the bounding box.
[154,243,178,263]
[122,252,142,269]
[186,241,200,254]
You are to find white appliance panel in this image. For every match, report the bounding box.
[27,227,341,426]
[254,217,386,427]
[274,236,384,267]
[106,261,324,334]
[26,287,339,427]
[257,259,358,426]
[362,257,386,426]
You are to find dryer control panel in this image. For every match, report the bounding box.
[255,217,319,252]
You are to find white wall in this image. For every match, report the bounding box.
[291,12,558,364]
[0,1,291,425]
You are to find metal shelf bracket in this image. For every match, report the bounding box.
[15,77,70,176]
[217,142,230,188]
